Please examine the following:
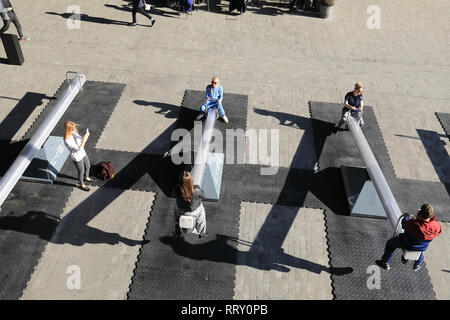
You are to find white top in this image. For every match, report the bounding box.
[64,132,87,162]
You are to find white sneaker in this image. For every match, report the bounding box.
[195,112,204,120]
[222,116,229,124]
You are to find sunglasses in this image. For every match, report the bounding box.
[211,81,218,84]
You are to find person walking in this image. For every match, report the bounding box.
[174,171,207,238]
[380,204,442,272]
[337,82,364,131]
[64,121,93,192]
[131,0,156,27]
[195,76,229,124]
[0,0,30,41]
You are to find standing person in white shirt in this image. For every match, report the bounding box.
[64,121,93,191]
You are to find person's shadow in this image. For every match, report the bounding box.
[0,211,59,241]
[0,210,148,247]
[105,3,180,18]
[133,100,179,118]
[45,11,135,27]
[160,234,353,276]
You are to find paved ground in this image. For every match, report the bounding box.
[234,204,331,299]
[21,188,155,300]
[0,0,449,299]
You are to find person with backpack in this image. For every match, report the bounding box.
[64,121,93,192]
[380,204,442,272]
[130,0,156,27]
[0,0,30,41]
[173,171,207,239]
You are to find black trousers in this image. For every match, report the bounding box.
[132,6,153,24]
[289,0,305,10]
[0,11,23,38]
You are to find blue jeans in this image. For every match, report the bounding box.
[200,100,226,117]
[381,236,424,265]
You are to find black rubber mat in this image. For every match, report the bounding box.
[0,80,130,299]
[0,92,54,142]
[173,90,248,167]
[128,90,248,299]
[0,181,73,299]
[436,112,450,138]
[21,81,126,145]
[310,101,437,300]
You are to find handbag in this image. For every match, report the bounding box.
[143,0,151,10]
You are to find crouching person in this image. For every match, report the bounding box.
[174,171,207,239]
[380,204,442,272]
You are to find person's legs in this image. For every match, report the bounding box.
[137,7,153,21]
[381,236,404,263]
[196,103,207,120]
[289,0,298,11]
[195,204,206,235]
[0,18,11,34]
[415,252,424,265]
[359,115,364,127]
[218,103,226,118]
[337,109,349,129]
[83,155,91,180]
[218,102,229,123]
[74,160,85,186]
[132,5,138,23]
[10,12,24,38]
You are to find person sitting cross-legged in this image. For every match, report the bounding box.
[380,204,442,272]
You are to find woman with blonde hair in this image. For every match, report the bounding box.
[174,171,207,238]
[64,121,93,191]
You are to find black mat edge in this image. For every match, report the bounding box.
[436,112,449,138]
[127,90,249,300]
[307,102,336,298]
[308,101,437,300]
[18,81,67,141]
[126,188,158,300]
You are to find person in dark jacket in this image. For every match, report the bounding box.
[336,82,364,131]
[0,0,30,41]
[174,171,207,238]
[131,0,155,27]
[380,204,442,271]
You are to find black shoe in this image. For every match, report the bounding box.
[80,185,90,192]
[151,19,156,27]
[381,261,390,270]
[413,263,423,272]
[401,255,408,264]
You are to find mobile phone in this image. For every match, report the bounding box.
[86,128,89,134]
